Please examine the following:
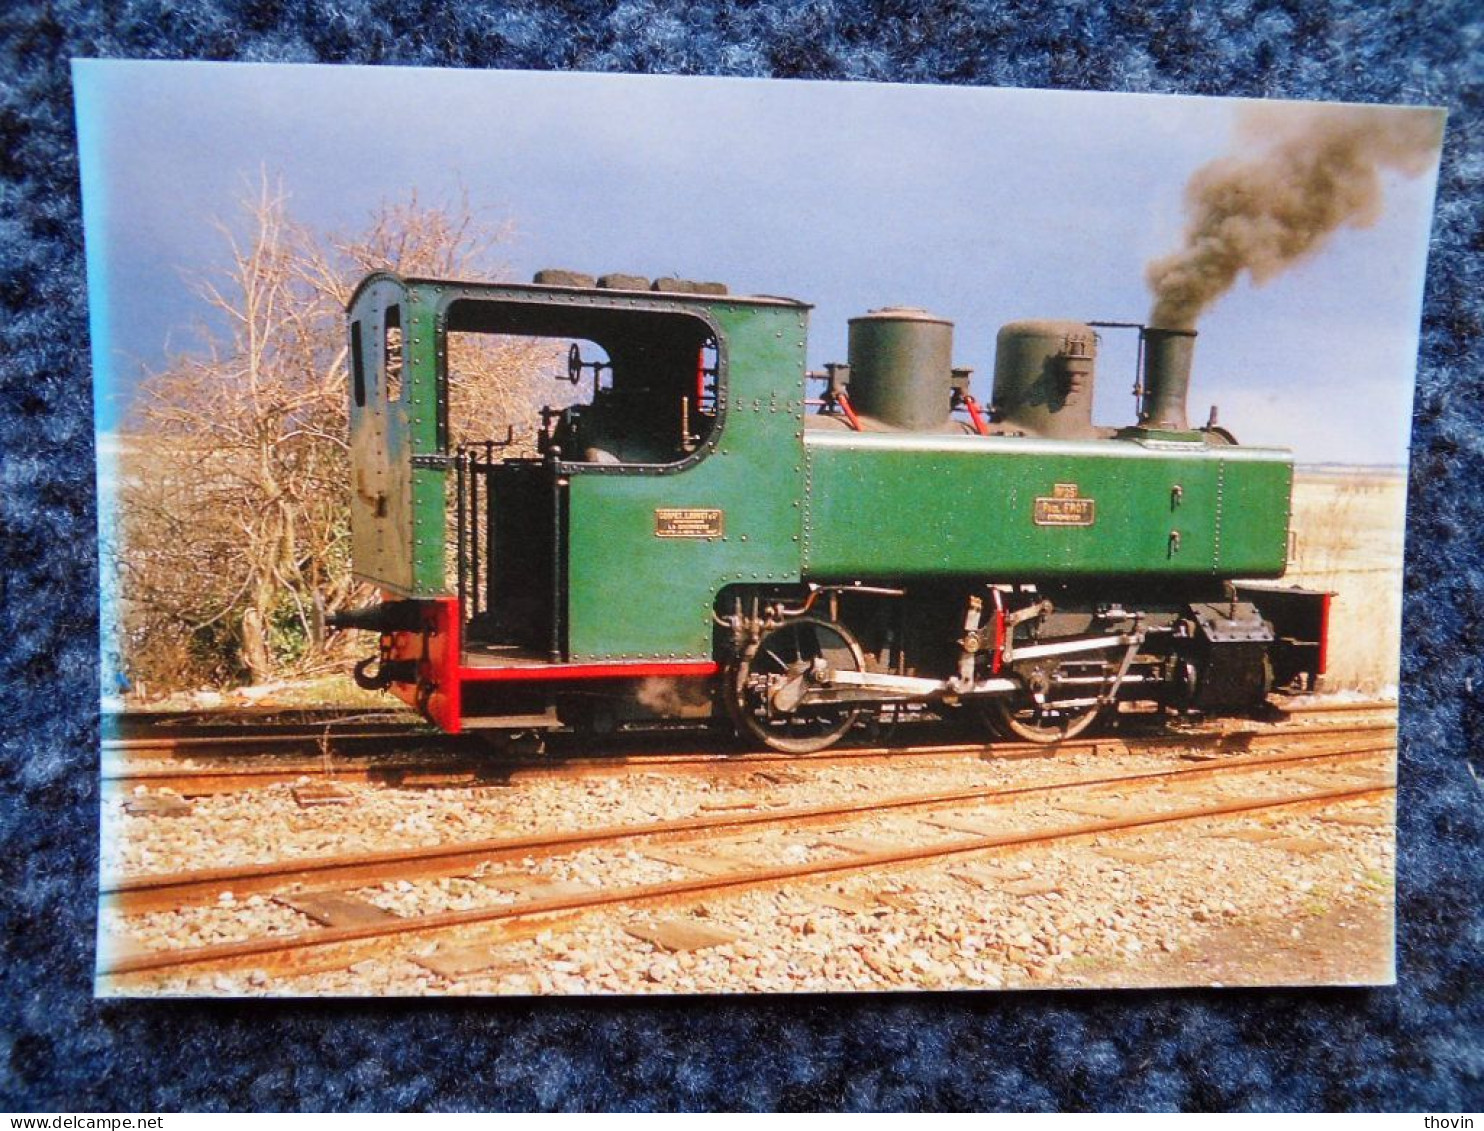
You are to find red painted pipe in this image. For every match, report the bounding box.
[963,393,990,436]
[836,390,862,432]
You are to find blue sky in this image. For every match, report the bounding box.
[75,62,1442,463]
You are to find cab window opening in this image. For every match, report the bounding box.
[350,319,366,407]
[384,305,403,402]
[440,298,722,468]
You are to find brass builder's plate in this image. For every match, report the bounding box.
[655,507,725,538]
[1033,483,1095,526]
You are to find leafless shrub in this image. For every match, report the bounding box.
[113,177,550,690]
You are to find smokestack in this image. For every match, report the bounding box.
[1145,105,1443,329]
[1139,327,1195,431]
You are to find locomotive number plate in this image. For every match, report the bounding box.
[1033,483,1096,527]
[655,508,725,538]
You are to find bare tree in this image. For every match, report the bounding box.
[115,178,552,689]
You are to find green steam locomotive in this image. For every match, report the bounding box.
[333,268,1329,751]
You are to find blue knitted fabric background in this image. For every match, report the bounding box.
[2,1,1480,1112]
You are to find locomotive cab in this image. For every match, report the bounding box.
[340,270,810,733]
[454,301,722,659]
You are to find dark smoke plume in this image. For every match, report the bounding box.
[1146,105,1443,329]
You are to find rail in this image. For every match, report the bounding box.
[99,741,1395,980]
[452,438,513,628]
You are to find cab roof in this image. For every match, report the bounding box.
[347,271,811,313]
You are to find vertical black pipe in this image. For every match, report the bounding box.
[455,447,467,624]
[469,449,481,620]
[483,441,496,622]
[550,475,566,663]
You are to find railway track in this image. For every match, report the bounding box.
[105,721,439,753]
[104,697,1398,747]
[1269,699,1399,719]
[105,696,1395,737]
[106,705,416,732]
[103,713,1398,797]
[99,735,1395,983]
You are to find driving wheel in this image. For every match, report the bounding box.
[983,659,1105,743]
[727,617,865,754]
[987,696,1103,743]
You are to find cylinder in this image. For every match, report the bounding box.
[991,320,1098,440]
[846,307,954,431]
[1140,327,1195,431]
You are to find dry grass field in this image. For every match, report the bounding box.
[1283,468,1408,693]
